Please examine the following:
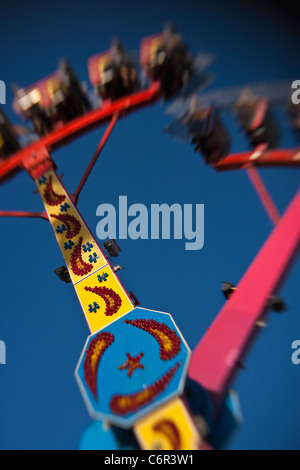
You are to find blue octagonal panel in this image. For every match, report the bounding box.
[75,307,191,428]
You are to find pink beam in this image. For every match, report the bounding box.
[0,210,48,219]
[73,112,119,204]
[246,166,280,225]
[188,189,300,405]
[215,148,300,172]
[0,82,161,183]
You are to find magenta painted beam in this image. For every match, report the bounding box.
[188,189,300,405]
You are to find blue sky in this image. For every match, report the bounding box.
[0,0,299,450]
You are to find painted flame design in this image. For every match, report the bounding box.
[51,213,81,239]
[83,331,115,400]
[43,175,66,206]
[124,318,181,360]
[84,285,122,316]
[153,419,181,450]
[70,237,94,276]
[110,362,180,415]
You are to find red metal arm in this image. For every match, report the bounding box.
[188,189,300,407]
[0,82,161,183]
[215,148,300,172]
[0,210,48,219]
[72,112,119,205]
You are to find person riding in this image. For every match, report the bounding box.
[99,39,139,101]
[0,108,21,159]
[234,87,280,149]
[147,23,193,100]
[184,96,231,164]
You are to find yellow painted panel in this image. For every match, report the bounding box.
[134,397,202,450]
[75,265,134,333]
[36,169,107,284]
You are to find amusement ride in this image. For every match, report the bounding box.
[0,25,299,450]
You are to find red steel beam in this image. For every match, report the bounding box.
[0,82,161,183]
[188,189,300,406]
[0,210,47,219]
[73,112,119,204]
[215,148,300,172]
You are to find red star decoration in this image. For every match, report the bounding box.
[118,352,144,378]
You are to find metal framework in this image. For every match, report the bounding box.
[0,82,160,183]
[215,147,300,172]
[189,189,300,408]
[0,80,299,450]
